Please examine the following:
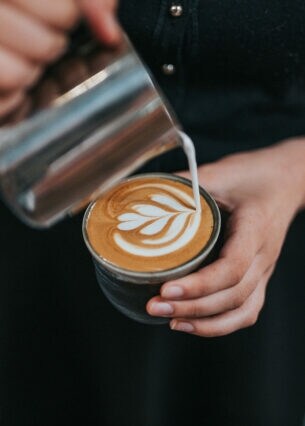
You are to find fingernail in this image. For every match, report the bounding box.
[150,302,174,316]
[162,286,184,299]
[171,321,194,333]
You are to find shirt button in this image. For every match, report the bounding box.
[169,4,183,17]
[162,64,176,75]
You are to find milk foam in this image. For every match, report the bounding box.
[114,182,201,257]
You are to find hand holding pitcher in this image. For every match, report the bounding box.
[0,0,121,118]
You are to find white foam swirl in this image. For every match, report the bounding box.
[114,183,201,257]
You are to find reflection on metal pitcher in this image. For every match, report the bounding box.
[0,26,180,228]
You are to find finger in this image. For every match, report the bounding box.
[149,255,272,319]
[160,207,264,300]
[0,46,41,91]
[0,3,67,62]
[0,91,24,118]
[0,95,31,124]
[170,274,268,337]
[9,0,80,30]
[80,0,122,46]
[80,0,118,14]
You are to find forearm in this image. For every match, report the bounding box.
[274,138,305,212]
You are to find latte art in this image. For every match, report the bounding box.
[115,183,201,257]
[86,177,214,272]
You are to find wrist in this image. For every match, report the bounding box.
[272,138,305,212]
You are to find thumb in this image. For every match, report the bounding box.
[79,0,122,46]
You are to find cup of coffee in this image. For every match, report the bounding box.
[82,173,221,324]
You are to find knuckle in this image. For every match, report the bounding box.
[199,281,215,296]
[257,290,266,312]
[232,289,246,308]
[200,330,217,338]
[60,2,80,28]
[0,56,27,90]
[0,74,18,90]
[0,91,24,118]
[232,279,257,309]
[24,65,41,87]
[184,273,205,296]
[0,68,27,90]
[245,311,259,327]
[39,34,67,63]
[195,325,216,338]
[195,268,214,296]
[199,325,229,338]
[228,260,245,285]
[189,301,201,318]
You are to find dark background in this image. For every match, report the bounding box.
[1,0,305,424]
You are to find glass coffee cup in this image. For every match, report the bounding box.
[82,173,221,325]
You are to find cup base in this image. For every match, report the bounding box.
[95,264,169,325]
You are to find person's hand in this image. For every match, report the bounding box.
[0,0,120,118]
[147,138,305,337]
[80,0,120,46]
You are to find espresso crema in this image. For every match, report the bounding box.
[86,176,214,272]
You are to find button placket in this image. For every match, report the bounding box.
[161,1,187,75]
[158,0,190,95]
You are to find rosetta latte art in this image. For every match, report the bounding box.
[115,183,201,257]
[86,177,214,272]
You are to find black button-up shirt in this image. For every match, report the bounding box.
[119,0,305,167]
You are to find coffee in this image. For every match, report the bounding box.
[86,175,214,272]
[83,173,221,324]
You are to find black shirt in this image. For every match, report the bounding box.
[120,0,305,166]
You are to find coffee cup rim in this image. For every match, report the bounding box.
[82,173,221,284]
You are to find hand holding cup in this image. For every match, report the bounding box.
[147,139,305,336]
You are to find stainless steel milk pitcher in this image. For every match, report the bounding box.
[0,25,180,228]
